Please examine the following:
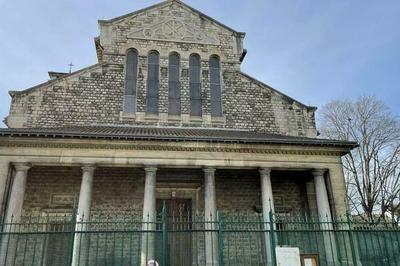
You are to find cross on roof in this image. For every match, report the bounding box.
[68,62,74,73]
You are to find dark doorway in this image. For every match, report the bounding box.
[156,198,192,266]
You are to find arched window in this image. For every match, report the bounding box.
[168,52,181,115]
[189,54,202,117]
[124,49,138,113]
[146,51,159,115]
[209,55,222,117]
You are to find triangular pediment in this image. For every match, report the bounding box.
[100,0,242,45]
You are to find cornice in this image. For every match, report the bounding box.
[0,140,343,156]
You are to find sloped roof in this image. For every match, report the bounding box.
[98,0,245,36]
[240,72,317,110]
[9,64,102,96]
[0,126,357,149]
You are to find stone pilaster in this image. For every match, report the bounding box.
[327,163,348,218]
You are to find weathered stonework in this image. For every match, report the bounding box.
[22,166,313,219]
[0,2,352,264]
[5,0,317,137]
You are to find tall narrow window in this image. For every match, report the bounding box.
[147,51,159,115]
[168,53,181,115]
[189,54,202,117]
[209,55,222,117]
[124,49,138,113]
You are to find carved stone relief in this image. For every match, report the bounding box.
[128,4,219,44]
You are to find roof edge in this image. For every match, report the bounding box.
[239,72,317,111]
[0,127,358,151]
[9,63,102,96]
[98,0,244,36]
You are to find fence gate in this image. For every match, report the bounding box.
[156,199,193,266]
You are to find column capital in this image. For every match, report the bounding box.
[259,167,272,176]
[144,166,157,173]
[13,162,31,172]
[81,164,96,173]
[203,167,216,174]
[312,169,327,177]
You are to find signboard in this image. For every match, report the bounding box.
[276,247,301,266]
[301,254,319,266]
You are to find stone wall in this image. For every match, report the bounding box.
[270,171,312,215]
[6,1,317,137]
[22,166,145,217]
[216,169,312,217]
[15,166,314,265]
[7,62,316,136]
[21,167,312,218]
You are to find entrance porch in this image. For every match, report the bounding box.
[0,130,362,265]
[1,164,342,265]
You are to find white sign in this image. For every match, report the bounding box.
[276,247,301,266]
[304,258,313,266]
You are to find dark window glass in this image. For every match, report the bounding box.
[189,54,202,116]
[147,51,159,114]
[124,49,138,113]
[209,56,222,117]
[168,53,181,115]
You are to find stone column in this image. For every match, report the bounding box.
[3,163,30,223]
[72,164,96,266]
[312,169,337,266]
[259,167,275,265]
[76,164,96,221]
[327,165,362,266]
[313,169,332,221]
[0,163,30,264]
[204,167,218,266]
[141,166,157,266]
[0,161,10,219]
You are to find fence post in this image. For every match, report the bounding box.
[67,196,78,266]
[346,212,358,266]
[216,211,224,266]
[162,201,168,266]
[269,210,276,266]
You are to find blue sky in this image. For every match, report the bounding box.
[0,0,399,127]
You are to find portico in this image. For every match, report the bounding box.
[0,127,352,265]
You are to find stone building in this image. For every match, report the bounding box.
[0,0,356,265]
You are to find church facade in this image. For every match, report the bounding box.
[0,1,357,265]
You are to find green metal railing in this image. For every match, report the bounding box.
[0,208,399,265]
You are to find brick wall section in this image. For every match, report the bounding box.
[21,167,313,218]
[17,167,315,265]
[91,167,145,218]
[22,166,81,216]
[215,169,311,217]
[216,169,261,216]
[270,171,311,215]
[22,166,145,217]
[8,62,315,135]
[6,1,317,137]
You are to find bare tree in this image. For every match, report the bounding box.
[319,96,400,222]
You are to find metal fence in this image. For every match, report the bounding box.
[0,207,399,265]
